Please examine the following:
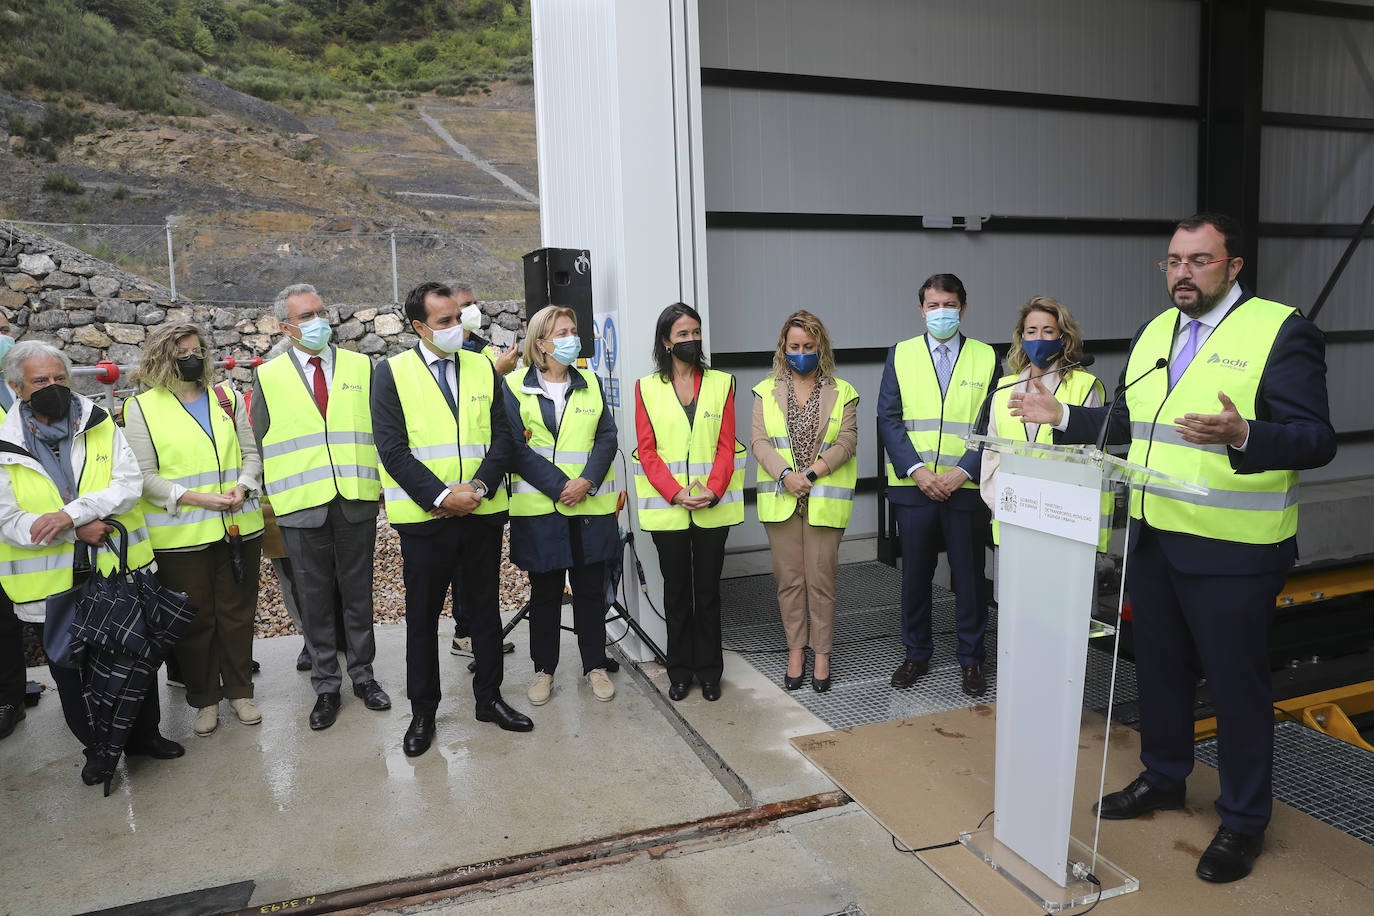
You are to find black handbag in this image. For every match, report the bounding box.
[41,541,95,669]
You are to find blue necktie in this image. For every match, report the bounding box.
[1169,320,1202,389]
[935,344,952,395]
[434,358,457,414]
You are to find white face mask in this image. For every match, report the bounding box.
[460,303,482,332]
[423,322,466,354]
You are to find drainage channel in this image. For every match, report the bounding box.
[222,790,851,916]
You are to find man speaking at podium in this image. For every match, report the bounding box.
[1010,212,1336,883]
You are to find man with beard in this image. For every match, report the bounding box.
[1010,212,1335,883]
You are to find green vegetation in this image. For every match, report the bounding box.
[0,0,533,133]
[42,173,85,194]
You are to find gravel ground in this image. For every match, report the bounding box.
[21,518,531,667]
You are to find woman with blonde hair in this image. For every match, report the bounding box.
[980,296,1105,545]
[749,310,859,692]
[504,305,620,706]
[123,322,265,737]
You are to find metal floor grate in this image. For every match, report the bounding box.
[721,561,1137,730]
[1195,721,1374,847]
[723,561,1374,849]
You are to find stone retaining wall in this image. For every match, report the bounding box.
[0,220,525,392]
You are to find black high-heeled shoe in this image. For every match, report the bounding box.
[784,655,807,691]
[812,655,832,693]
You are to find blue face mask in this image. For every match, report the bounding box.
[550,336,581,366]
[0,335,14,364]
[296,317,332,352]
[924,306,961,340]
[785,351,819,375]
[1022,337,1064,369]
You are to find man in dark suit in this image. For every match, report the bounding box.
[373,282,531,757]
[878,274,998,697]
[1012,212,1337,883]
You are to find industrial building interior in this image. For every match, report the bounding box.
[4,1,1374,914]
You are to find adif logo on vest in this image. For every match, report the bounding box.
[702,409,722,420]
[1205,353,1249,370]
[339,382,363,392]
[573,406,597,415]
[959,379,986,388]
[470,393,491,402]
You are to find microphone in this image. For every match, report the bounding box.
[971,354,1096,444]
[1093,357,1168,455]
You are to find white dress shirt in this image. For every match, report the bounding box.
[291,342,333,389]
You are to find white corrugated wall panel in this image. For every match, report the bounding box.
[1263,10,1374,119]
[703,89,1196,217]
[699,0,1198,104]
[1260,127,1374,224]
[707,228,1172,346]
[1258,238,1374,333]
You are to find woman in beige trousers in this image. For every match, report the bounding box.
[750,311,859,692]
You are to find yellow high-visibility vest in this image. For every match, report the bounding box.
[888,336,994,491]
[257,348,380,515]
[506,368,616,518]
[0,414,155,602]
[632,370,745,531]
[379,347,509,523]
[1125,297,1297,544]
[990,368,1110,548]
[753,376,859,529]
[130,386,265,549]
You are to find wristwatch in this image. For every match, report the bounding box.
[804,469,819,482]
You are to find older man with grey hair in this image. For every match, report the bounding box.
[251,284,390,731]
[0,340,184,781]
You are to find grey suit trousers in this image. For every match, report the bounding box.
[280,499,379,694]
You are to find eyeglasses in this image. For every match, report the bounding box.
[1156,256,1234,273]
[288,307,331,323]
[175,347,208,359]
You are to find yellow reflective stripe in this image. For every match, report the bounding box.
[409,443,488,461]
[0,551,72,577]
[511,480,542,495]
[902,419,941,432]
[637,494,674,511]
[261,431,376,460]
[768,436,791,449]
[265,464,380,496]
[1131,421,1228,455]
[168,469,238,488]
[1154,483,1298,512]
[809,484,854,500]
[145,506,226,528]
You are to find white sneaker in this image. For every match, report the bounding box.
[450,636,473,656]
[194,706,218,736]
[229,698,262,726]
[588,668,615,702]
[527,672,554,706]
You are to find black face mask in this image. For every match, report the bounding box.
[176,355,204,381]
[28,383,71,420]
[671,340,703,365]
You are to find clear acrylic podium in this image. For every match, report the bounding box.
[959,435,1206,912]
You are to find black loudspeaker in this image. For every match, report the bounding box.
[523,247,594,359]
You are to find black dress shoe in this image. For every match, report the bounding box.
[1196,827,1263,883]
[784,669,806,691]
[668,681,691,701]
[812,675,832,693]
[1092,775,1185,819]
[0,702,25,739]
[81,754,103,786]
[476,697,534,732]
[961,663,987,697]
[701,681,721,701]
[251,659,261,674]
[890,658,929,689]
[352,680,392,711]
[125,734,185,759]
[403,713,435,757]
[309,692,341,731]
[296,643,312,672]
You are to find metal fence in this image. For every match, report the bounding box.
[10,221,539,305]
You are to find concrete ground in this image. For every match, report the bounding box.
[1,603,975,916]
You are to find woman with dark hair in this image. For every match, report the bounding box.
[750,310,859,692]
[633,303,745,702]
[980,296,1105,548]
[123,322,265,738]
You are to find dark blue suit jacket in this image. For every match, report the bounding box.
[371,345,513,535]
[502,366,619,573]
[1058,287,1336,574]
[878,334,996,510]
